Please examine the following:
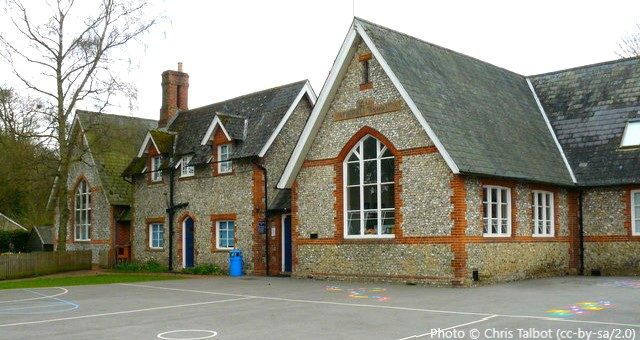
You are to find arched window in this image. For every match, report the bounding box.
[344,135,395,237]
[74,180,91,241]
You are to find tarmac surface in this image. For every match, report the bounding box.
[0,275,639,339]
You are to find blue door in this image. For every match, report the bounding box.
[283,215,292,272]
[185,218,194,268]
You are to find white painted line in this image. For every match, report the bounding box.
[0,288,68,304]
[0,303,68,312]
[395,315,497,340]
[157,329,217,340]
[0,297,252,328]
[120,283,640,328]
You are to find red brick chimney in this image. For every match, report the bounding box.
[159,62,189,127]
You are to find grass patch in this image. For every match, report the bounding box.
[0,273,183,290]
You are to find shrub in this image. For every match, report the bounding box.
[113,260,167,273]
[0,230,30,253]
[181,263,223,275]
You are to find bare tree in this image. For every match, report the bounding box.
[618,23,640,58]
[0,0,155,250]
[0,86,48,143]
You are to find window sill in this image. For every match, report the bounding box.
[532,234,554,238]
[178,174,196,181]
[74,239,91,243]
[147,247,164,252]
[344,235,395,240]
[214,171,234,177]
[359,82,373,91]
[482,234,512,238]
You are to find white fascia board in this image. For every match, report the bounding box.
[136,132,162,158]
[526,78,577,184]
[277,23,359,189]
[354,22,460,175]
[258,81,316,158]
[200,115,231,145]
[0,212,27,231]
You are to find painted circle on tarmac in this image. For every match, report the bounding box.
[157,330,218,340]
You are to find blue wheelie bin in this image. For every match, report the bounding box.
[229,249,243,277]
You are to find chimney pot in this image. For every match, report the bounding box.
[178,62,183,72]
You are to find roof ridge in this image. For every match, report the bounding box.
[528,56,640,78]
[184,79,308,113]
[76,110,157,123]
[354,17,527,79]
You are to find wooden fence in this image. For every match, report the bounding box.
[0,251,92,280]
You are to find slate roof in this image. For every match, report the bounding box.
[168,80,308,160]
[530,57,640,186]
[32,225,54,244]
[77,111,157,205]
[356,18,574,185]
[148,130,176,155]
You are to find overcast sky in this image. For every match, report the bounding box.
[4,1,640,121]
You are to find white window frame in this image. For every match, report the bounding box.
[343,135,395,239]
[149,223,164,249]
[532,190,554,237]
[180,155,194,178]
[621,121,640,147]
[216,220,235,250]
[74,180,91,241]
[151,155,162,182]
[631,190,640,236]
[218,144,233,174]
[482,185,512,237]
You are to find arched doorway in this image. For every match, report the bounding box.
[183,217,195,268]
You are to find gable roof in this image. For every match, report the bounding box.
[77,111,157,205]
[530,57,640,186]
[168,80,315,161]
[32,225,54,244]
[279,18,574,188]
[0,212,27,231]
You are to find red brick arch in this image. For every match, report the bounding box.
[69,175,93,243]
[337,126,400,162]
[177,211,197,268]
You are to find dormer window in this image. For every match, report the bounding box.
[151,156,162,182]
[180,155,194,177]
[621,121,640,147]
[218,144,233,174]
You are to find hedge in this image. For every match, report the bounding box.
[0,230,31,253]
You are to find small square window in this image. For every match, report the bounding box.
[621,121,640,147]
[149,223,164,249]
[180,155,194,177]
[216,221,235,249]
[218,144,233,174]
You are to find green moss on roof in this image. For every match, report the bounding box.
[148,130,175,154]
[77,111,157,205]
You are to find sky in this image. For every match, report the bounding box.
[2,0,640,121]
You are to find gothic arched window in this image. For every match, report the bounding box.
[344,135,395,237]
